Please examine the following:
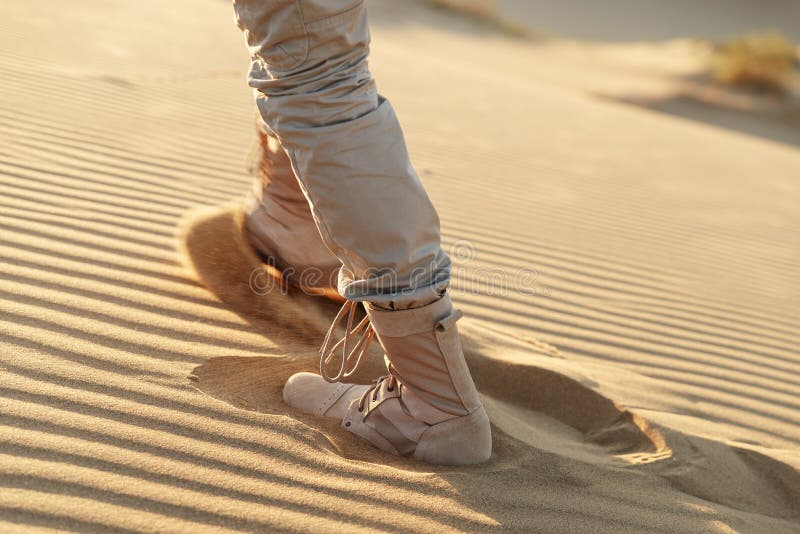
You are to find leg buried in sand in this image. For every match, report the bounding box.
[232,0,491,464]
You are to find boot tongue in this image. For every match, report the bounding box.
[376,334,470,416]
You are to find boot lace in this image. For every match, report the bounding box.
[357,375,397,414]
[319,300,376,383]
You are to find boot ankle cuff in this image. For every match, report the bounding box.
[365,294,453,336]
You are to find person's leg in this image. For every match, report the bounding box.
[232,0,491,464]
[234,0,448,307]
[243,120,341,290]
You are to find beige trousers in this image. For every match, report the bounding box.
[233,0,451,309]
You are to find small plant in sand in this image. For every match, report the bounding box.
[713,32,798,92]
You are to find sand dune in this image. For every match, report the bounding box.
[1,0,798,531]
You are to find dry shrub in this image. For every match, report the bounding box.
[713,32,797,92]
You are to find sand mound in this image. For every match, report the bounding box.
[178,204,337,340]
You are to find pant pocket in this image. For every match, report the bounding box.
[299,0,365,26]
[299,0,369,66]
[236,0,308,72]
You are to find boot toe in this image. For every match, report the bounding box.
[283,372,364,418]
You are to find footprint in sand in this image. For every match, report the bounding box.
[180,204,800,521]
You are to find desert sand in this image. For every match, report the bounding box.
[0,0,798,532]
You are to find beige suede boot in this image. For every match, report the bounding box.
[244,122,343,302]
[283,294,492,465]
